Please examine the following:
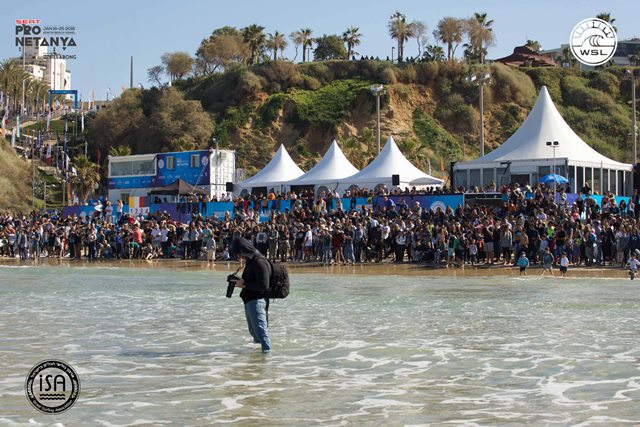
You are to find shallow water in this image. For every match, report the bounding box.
[0,265,639,426]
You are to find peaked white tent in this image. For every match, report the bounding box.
[288,140,359,188]
[239,144,304,190]
[453,86,633,195]
[343,136,444,191]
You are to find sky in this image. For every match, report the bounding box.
[2,0,638,101]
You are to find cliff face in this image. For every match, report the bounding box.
[185,61,634,177]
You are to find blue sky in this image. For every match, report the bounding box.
[2,0,638,101]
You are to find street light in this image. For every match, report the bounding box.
[546,140,559,196]
[626,69,639,165]
[370,84,385,154]
[466,72,491,157]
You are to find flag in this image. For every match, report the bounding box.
[16,115,20,139]
[37,129,42,150]
[0,107,5,136]
[11,127,15,147]
[64,116,68,135]
[0,90,3,105]
[63,136,68,170]
[70,166,77,177]
[427,159,432,176]
[46,109,51,131]
[81,112,84,133]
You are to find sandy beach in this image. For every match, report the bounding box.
[0,256,632,279]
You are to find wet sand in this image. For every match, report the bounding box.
[0,256,632,279]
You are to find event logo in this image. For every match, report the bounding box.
[157,159,165,169]
[201,156,209,166]
[15,19,78,59]
[570,18,617,66]
[25,360,80,414]
[429,200,446,213]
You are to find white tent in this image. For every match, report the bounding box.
[288,139,359,187]
[343,136,444,191]
[453,86,633,195]
[239,144,304,189]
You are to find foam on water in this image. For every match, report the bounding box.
[1,266,639,425]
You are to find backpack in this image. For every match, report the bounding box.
[266,260,290,299]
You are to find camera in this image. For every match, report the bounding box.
[226,274,239,298]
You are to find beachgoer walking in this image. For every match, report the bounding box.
[559,251,570,278]
[517,252,529,276]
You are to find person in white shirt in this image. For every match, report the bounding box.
[626,253,640,280]
[559,252,570,278]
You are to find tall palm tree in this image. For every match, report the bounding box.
[72,155,100,203]
[388,11,415,62]
[342,26,362,60]
[242,24,267,65]
[465,12,495,64]
[290,31,303,61]
[424,44,445,62]
[300,28,313,62]
[596,12,617,32]
[0,59,26,111]
[267,31,287,61]
[434,17,465,61]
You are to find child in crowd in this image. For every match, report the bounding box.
[517,251,529,276]
[626,252,640,280]
[468,240,478,265]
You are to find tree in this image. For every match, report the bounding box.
[0,59,27,111]
[242,24,267,65]
[300,28,314,62]
[596,12,617,32]
[266,31,287,61]
[464,12,495,64]
[557,46,577,68]
[289,31,303,61]
[109,145,132,156]
[313,34,347,60]
[71,155,100,203]
[434,17,464,61]
[412,21,427,58]
[147,65,164,87]
[388,11,415,62]
[342,26,362,59]
[630,47,640,67]
[195,27,247,75]
[424,44,445,62]
[161,52,194,81]
[525,40,541,52]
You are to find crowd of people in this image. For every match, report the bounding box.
[2,183,640,275]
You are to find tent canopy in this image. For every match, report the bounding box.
[148,179,209,195]
[457,86,629,169]
[290,139,359,185]
[346,136,444,186]
[239,144,305,188]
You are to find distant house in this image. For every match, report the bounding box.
[495,46,558,68]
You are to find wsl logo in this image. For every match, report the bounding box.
[570,18,617,66]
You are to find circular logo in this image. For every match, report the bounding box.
[25,360,80,414]
[570,18,618,66]
[201,156,209,166]
[430,201,447,213]
[157,159,165,169]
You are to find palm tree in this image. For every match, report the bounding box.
[242,24,267,65]
[525,39,541,52]
[424,44,445,62]
[388,11,415,62]
[465,12,495,64]
[72,155,100,203]
[398,138,430,172]
[0,59,27,111]
[300,28,313,62]
[434,17,465,61]
[342,26,362,60]
[267,31,287,61]
[290,31,303,61]
[596,12,617,32]
[109,145,132,157]
[557,47,577,68]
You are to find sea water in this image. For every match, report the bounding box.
[0,265,639,426]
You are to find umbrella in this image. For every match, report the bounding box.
[539,174,568,184]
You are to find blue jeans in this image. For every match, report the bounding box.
[244,299,271,352]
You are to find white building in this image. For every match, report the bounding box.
[19,44,71,93]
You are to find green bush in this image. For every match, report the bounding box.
[381,67,397,84]
[561,75,615,111]
[434,93,479,133]
[524,67,566,101]
[587,70,620,99]
[490,63,536,106]
[413,108,462,161]
[257,94,285,126]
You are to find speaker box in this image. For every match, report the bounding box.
[392,174,400,185]
[225,182,234,192]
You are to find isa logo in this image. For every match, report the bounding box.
[25,360,80,414]
[570,18,617,66]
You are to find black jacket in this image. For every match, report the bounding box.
[233,237,271,304]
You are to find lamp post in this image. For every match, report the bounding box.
[546,140,559,196]
[466,72,491,157]
[626,69,639,165]
[370,84,385,154]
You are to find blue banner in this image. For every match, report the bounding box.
[205,202,236,221]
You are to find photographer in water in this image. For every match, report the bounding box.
[228,237,272,353]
